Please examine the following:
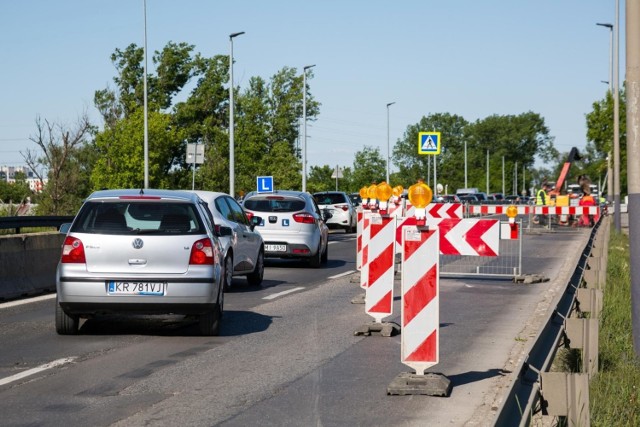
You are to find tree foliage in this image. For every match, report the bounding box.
[23,114,95,214]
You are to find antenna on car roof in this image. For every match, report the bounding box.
[139,188,144,196]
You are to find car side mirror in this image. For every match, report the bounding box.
[59,223,71,234]
[250,216,262,230]
[322,209,333,221]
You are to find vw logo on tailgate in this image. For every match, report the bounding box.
[132,238,144,249]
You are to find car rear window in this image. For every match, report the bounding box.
[314,193,347,205]
[244,197,306,212]
[70,201,206,235]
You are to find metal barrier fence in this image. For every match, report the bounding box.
[439,220,522,278]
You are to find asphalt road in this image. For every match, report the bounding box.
[0,225,592,426]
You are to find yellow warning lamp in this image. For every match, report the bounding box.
[366,184,378,209]
[408,181,433,226]
[392,185,404,205]
[359,186,368,199]
[376,181,393,215]
[408,182,433,209]
[376,182,393,202]
[506,205,518,223]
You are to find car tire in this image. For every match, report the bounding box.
[309,243,322,268]
[223,254,233,292]
[55,299,79,335]
[321,241,328,264]
[247,250,264,286]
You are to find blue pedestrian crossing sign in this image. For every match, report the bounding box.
[257,176,274,193]
[418,132,441,155]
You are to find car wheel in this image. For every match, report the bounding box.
[321,241,328,264]
[309,243,322,268]
[200,287,223,336]
[55,299,79,335]
[223,255,233,292]
[247,250,264,286]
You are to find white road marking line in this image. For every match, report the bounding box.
[329,270,355,280]
[0,357,77,387]
[262,287,305,300]
[0,293,56,309]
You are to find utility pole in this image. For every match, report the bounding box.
[626,0,640,356]
[614,0,621,231]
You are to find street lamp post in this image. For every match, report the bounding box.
[386,102,395,183]
[302,64,315,193]
[597,22,614,204]
[229,31,245,198]
[143,0,149,188]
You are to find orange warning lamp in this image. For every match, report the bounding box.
[408,181,433,226]
[392,185,404,205]
[367,184,378,209]
[359,186,369,210]
[506,205,518,222]
[376,181,393,214]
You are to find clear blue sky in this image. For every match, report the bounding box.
[0,0,623,174]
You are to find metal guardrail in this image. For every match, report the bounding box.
[494,215,602,426]
[0,216,74,233]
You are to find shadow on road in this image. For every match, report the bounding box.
[446,368,511,387]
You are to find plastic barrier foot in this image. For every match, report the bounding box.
[353,321,401,337]
[387,372,452,396]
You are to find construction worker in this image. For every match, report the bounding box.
[577,179,597,227]
[534,182,551,225]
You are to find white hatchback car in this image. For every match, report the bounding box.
[192,191,264,290]
[56,189,225,336]
[242,190,329,267]
[313,191,357,233]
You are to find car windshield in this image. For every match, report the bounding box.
[70,201,205,235]
[314,194,347,205]
[244,197,306,212]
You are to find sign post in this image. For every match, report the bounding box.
[186,142,205,190]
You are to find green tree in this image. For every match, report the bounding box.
[307,165,335,193]
[350,146,386,190]
[23,114,95,215]
[392,113,468,189]
[586,88,627,195]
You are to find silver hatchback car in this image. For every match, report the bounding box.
[55,189,225,336]
[242,190,329,267]
[191,191,264,290]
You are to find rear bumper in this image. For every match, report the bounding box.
[59,301,216,316]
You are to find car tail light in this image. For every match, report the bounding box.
[190,238,215,265]
[336,204,349,211]
[61,236,86,263]
[293,212,316,224]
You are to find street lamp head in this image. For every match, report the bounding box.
[386,102,396,108]
[230,31,245,39]
[304,64,316,71]
[596,22,613,29]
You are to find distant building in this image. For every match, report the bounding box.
[0,165,46,193]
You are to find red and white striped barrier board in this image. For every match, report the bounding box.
[405,203,464,220]
[365,214,396,322]
[468,205,600,216]
[395,217,500,256]
[401,224,440,373]
[358,210,372,288]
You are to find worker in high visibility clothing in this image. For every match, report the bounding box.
[578,181,597,227]
[534,182,551,225]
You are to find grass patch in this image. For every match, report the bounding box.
[591,230,640,425]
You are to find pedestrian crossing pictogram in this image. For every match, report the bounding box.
[418,132,441,155]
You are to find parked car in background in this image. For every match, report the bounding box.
[55,189,225,336]
[313,191,357,233]
[192,191,264,290]
[348,193,362,207]
[435,194,460,203]
[242,190,329,267]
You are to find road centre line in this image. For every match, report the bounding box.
[262,287,305,300]
[0,357,77,387]
[0,293,56,309]
[328,270,355,280]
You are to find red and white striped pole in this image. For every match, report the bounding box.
[400,224,440,373]
[365,213,395,322]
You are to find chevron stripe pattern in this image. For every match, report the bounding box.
[365,214,396,322]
